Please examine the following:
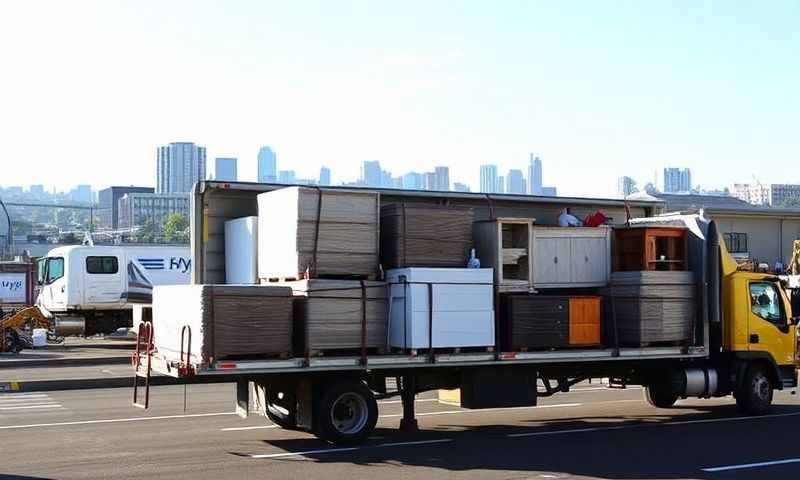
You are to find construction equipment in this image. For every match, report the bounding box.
[1,306,50,353]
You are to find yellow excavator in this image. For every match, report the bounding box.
[0,306,51,353]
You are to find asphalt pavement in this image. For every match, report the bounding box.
[2,382,799,479]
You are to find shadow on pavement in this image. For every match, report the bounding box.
[232,404,800,480]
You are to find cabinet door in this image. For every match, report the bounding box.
[534,237,571,284]
[570,237,608,284]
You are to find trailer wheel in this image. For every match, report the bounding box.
[735,364,773,416]
[643,383,679,408]
[3,330,22,354]
[315,380,378,445]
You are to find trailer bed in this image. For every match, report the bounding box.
[145,345,707,378]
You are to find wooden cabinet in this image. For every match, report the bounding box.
[613,227,687,272]
[501,295,602,350]
[474,218,535,292]
[531,227,611,288]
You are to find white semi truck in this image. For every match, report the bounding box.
[36,245,191,336]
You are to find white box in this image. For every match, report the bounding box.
[225,216,258,284]
[385,268,495,349]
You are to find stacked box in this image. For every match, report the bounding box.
[603,271,696,346]
[380,204,474,268]
[152,284,294,364]
[276,279,388,353]
[257,187,380,280]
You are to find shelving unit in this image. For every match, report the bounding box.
[613,226,688,272]
[474,218,535,292]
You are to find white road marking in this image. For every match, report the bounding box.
[248,439,453,459]
[378,398,438,405]
[0,412,236,430]
[508,411,800,438]
[702,458,800,472]
[221,424,281,431]
[0,393,50,399]
[0,404,64,411]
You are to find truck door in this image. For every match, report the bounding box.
[84,255,124,305]
[41,257,67,310]
[747,281,797,366]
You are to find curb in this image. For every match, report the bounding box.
[0,356,132,369]
[1,375,234,393]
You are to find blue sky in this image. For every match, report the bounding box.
[1,1,797,197]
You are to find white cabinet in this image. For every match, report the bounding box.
[386,268,495,349]
[531,227,610,288]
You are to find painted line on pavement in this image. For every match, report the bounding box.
[221,424,281,431]
[0,404,63,411]
[508,411,800,438]
[0,411,236,430]
[702,458,800,472]
[378,398,438,405]
[248,439,453,459]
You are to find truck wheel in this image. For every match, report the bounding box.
[3,330,22,354]
[644,384,679,408]
[314,380,378,445]
[736,365,773,416]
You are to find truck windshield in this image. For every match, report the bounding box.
[750,282,783,325]
[45,257,65,284]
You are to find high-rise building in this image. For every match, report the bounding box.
[278,170,296,184]
[157,142,206,194]
[730,183,800,207]
[361,161,382,187]
[507,169,526,194]
[453,182,470,192]
[480,165,498,193]
[542,186,557,197]
[402,172,425,190]
[319,166,331,186]
[70,184,93,203]
[527,154,543,195]
[29,185,45,197]
[434,166,450,191]
[617,176,638,197]
[257,146,277,183]
[214,157,237,182]
[423,172,437,191]
[496,176,505,194]
[98,186,155,229]
[663,168,692,193]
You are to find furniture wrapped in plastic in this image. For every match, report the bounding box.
[603,271,696,346]
[257,187,380,280]
[276,279,388,354]
[380,204,474,268]
[385,268,494,350]
[152,284,294,365]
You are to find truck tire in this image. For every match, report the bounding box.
[643,384,679,408]
[314,380,378,445]
[735,364,773,416]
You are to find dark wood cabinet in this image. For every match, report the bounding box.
[501,295,601,350]
[613,227,688,272]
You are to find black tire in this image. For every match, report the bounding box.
[644,384,679,408]
[736,365,774,416]
[3,330,22,354]
[314,380,378,445]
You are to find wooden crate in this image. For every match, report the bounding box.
[613,226,688,272]
[257,187,380,280]
[380,204,474,268]
[276,279,388,354]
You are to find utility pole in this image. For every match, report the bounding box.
[0,195,12,257]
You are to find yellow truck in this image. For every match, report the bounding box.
[133,182,799,444]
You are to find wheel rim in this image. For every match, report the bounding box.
[752,373,771,401]
[330,392,368,435]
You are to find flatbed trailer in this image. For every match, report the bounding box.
[133,182,799,445]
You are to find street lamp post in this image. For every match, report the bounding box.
[0,195,12,257]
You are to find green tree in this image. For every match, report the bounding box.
[135,217,157,243]
[162,213,189,243]
[778,197,800,209]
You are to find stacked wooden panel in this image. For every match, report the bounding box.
[257,187,380,280]
[380,204,474,268]
[604,271,695,346]
[152,285,294,365]
[501,295,602,350]
[276,279,388,354]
